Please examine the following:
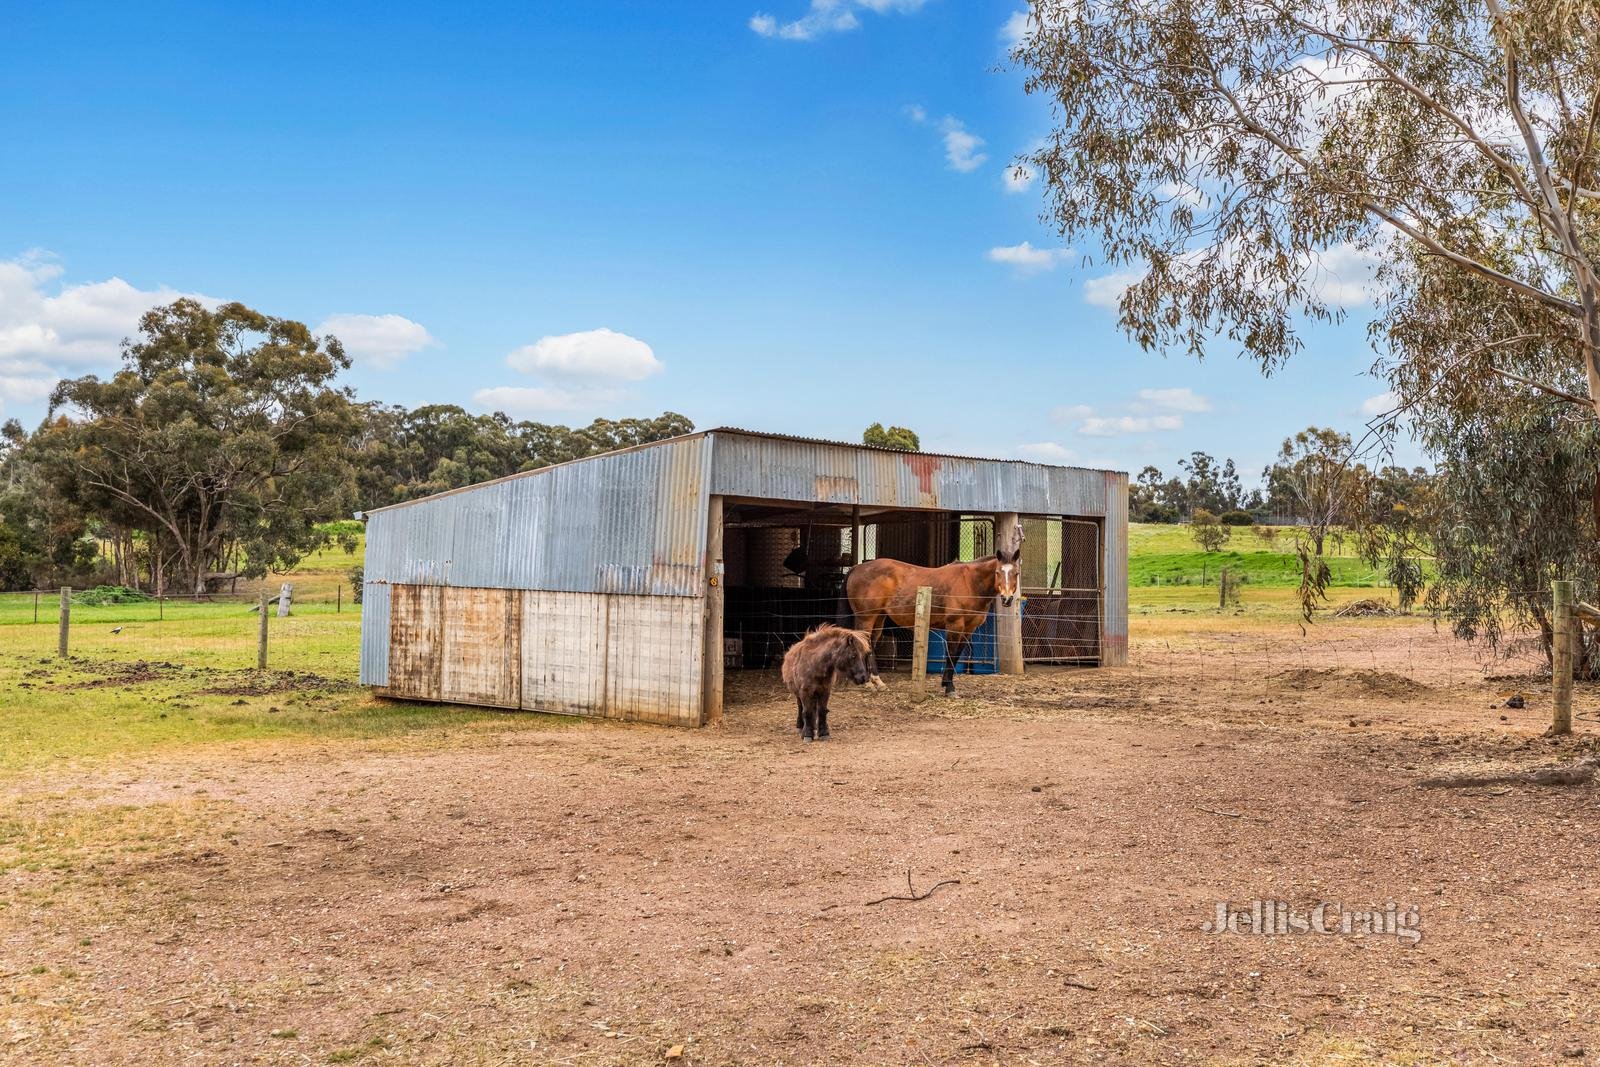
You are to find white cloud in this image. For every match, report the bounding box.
[1078,414,1183,437]
[905,109,988,173]
[505,327,662,381]
[0,250,219,411]
[986,241,1071,276]
[1003,163,1037,193]
[939,117,987,172]
[1133,387,1211,413]
[749,0,927,41]
[1083,268,1146,309]
[472,385,620,416]
[1052,389,1206,438]
[1360,390,1397,417]
[1017,441,1075,463]
[317,313,434,370]
[999,10,1029,49]
[1311,242,1380,308]
[1051,403,1094,423]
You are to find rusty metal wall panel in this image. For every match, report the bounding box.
[439,588,522,708]
[386,584,443,699]
[359,581,391,687]
[362,436,709,598]
[521,591,609,715]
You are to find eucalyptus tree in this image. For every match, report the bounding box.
[40,299,360,595]
[1016,1,1600,418]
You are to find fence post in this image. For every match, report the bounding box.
[257,591,270,670]
[33,590,39,624]
[57,586,70,658]
[910,585,933,701]
[1552,579,1574,736]
[1219,566,1229,611]
[337,584,342,613]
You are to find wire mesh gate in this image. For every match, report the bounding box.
[1020,517,1102,664]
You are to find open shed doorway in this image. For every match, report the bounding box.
[718,501,969,672]
[716,502,1105,664]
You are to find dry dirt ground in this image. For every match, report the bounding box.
[6,618,1600,1066]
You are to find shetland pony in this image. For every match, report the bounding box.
[781,624,873,741]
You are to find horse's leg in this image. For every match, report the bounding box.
[800,694,815,741]
[943,627,973,697]
[818,687,832,740]
[795,696,805,733]
[863,611,889,690]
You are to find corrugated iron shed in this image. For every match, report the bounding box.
[361,428,1129,721]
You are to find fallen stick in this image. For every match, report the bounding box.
[1197,806,1242,819]
[866,868,960,906]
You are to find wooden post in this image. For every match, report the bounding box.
[33,590,39,624]
[158,595,163,621]
[257,591,270,670]
[851,504,862,565]
[1219,566,1230,610]
[276,581,293,618]
[1552,579,1574,736]
[702,495,725,725]
[994,512,1025,675]
[910,585,933,701]
[57,586,70,658]
[336,584,342,613]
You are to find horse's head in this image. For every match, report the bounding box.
[837,629,874,686]
[995,525,1025,607]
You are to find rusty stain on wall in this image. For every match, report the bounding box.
[386,584,444,700]
[440,588,522,707]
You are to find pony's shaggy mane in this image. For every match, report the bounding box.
[805,623,871,654]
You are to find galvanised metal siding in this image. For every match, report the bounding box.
[1100,469,1130,664]
[359,581,391,687]
[362,435,710,597]
[706,431,1114,515]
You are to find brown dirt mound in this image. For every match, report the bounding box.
[1332,597,1402,618]
[1274,666,1431,699]
[64,660,186,689]
[195,670,358,697]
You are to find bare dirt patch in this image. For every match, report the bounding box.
[193,669,359,697]
[4,618,1600,1065]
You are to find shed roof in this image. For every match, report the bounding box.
[365,426,1123,515]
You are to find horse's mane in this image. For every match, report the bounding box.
[808,622,871,654]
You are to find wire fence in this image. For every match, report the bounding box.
[0,579,1577,731]
[0,584,363,679]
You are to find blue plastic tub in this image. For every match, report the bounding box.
[926,609,999,674]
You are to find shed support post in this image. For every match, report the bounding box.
[994,512,1024,675]
[851,504,862,566]
[703,495,725,725]
[1552,579,1574,736]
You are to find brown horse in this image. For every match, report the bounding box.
[846,526,1024,696]
[781,624,873,741]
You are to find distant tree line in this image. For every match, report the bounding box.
[0,299,692,594]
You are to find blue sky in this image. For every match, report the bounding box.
[0,0,1412,484]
